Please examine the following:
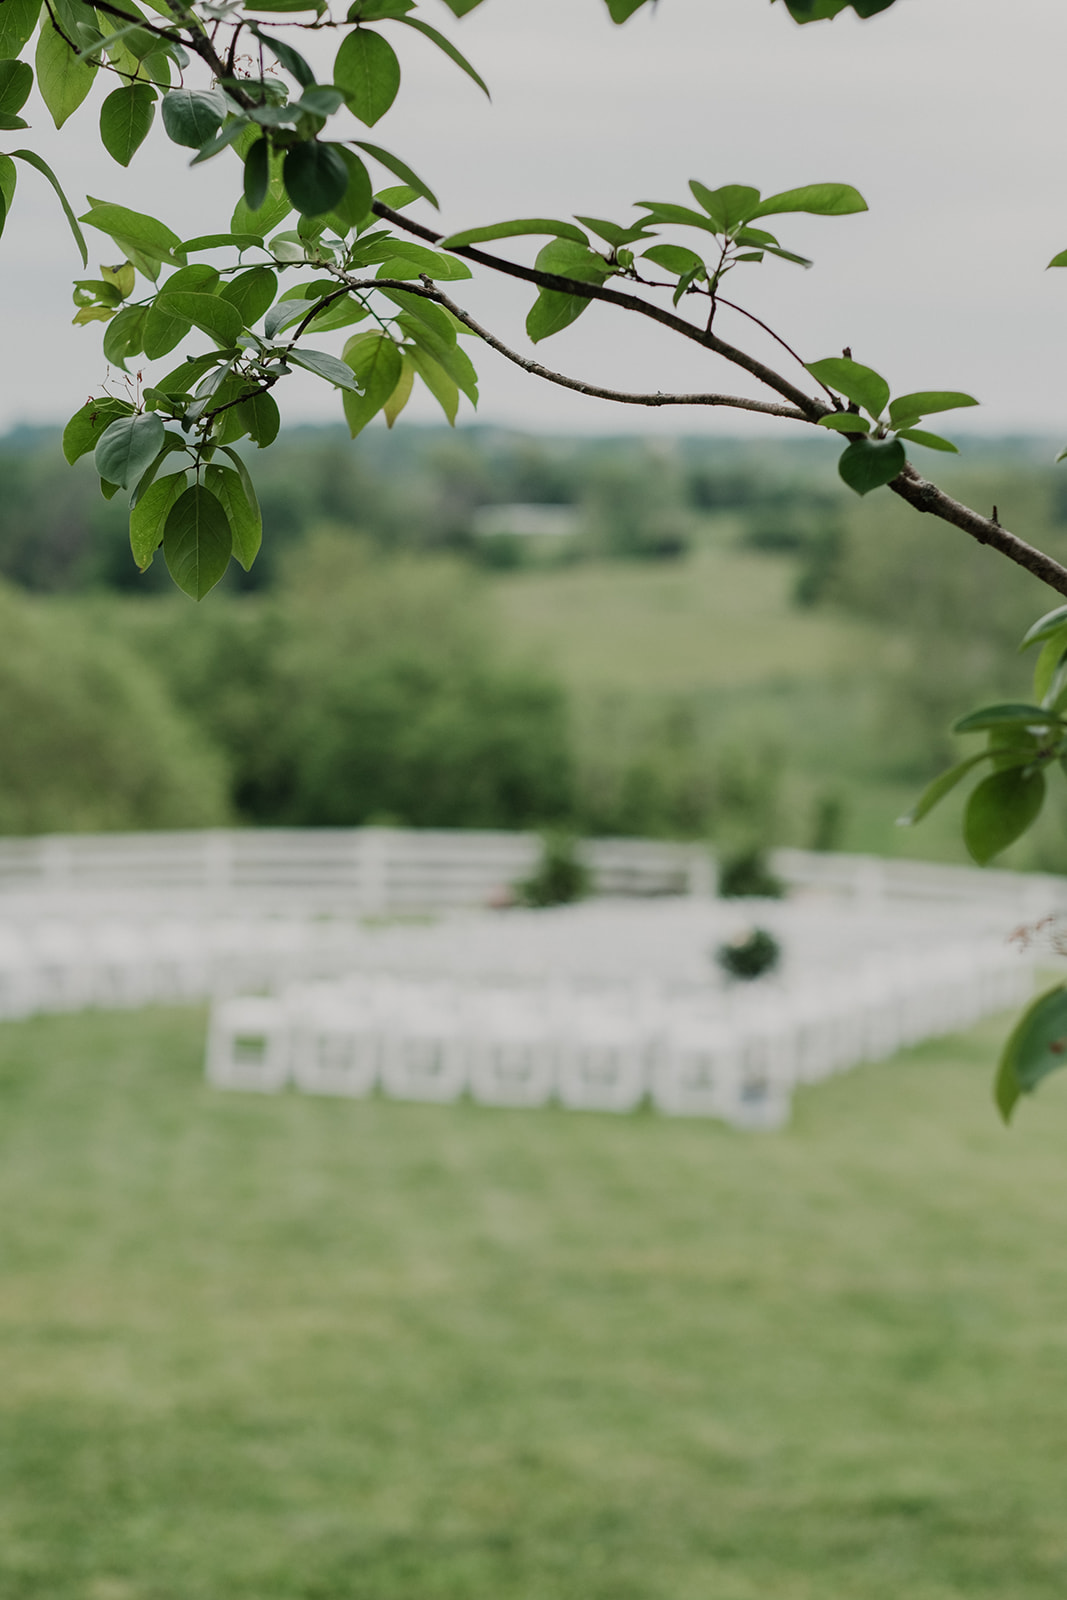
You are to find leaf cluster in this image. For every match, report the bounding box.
[808,356,978,495]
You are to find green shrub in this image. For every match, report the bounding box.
[515,831,590,907]
[0,585,230,832]
[715,927,781,981]
[717,847,785,899]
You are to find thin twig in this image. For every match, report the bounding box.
[424,282,808,420]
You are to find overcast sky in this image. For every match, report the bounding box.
[5,0,1066,441]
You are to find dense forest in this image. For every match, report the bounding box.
[3,422,1066,866]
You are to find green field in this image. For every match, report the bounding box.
[490,534,881,695]
[5,1005,1067,1599]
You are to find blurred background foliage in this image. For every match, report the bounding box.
[3,422,1067,867]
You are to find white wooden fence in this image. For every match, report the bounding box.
[0,825,1061,918]
[0,827,705,912]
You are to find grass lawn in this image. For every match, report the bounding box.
[4,1004,1067,1599]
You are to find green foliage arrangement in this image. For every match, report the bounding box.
[514,830,590,908]
[715,926,781,982]
[717,847,785,901]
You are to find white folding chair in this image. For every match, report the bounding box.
[206,995,290,1092]
[380,980,468,1102]
[289,979,382,1098]
[555,987,647,1112]
[467,985,556,1108]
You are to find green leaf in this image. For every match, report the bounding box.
[348,0,415,17]
[62,396,135,464]
[161,86,226,148]
[753,182,867,219]
[1048,250,1067,269]
[182,232,265,254]
[1032,630,1067,703]
[327,147,373,230]
[335,28,400,125]
[633,199,721,237]
[1021,604,1067,651]
[377,286,457,346]
[243,137,270,213]
[306,295,367,333]
[141,264,219,357]
[231,142,293,239]
[895,427,958,453]
[101,302,147,369]
[837,437,905,495]
[142,303,188,360]
[437,0,485,13]
[128,468,185,569]
[896,750,998,826]
[155,350,231,397]
[12,149,88,264]
[164,484,232,599]
[383,349,414,425]
[953,702,1066,733]
[36,15,96,127]
[524,237,610,344]
[99,82,156,166]
[688,181,761,231]
[352,140,438,207]
[95,410,165,488]
[407,345,459,423]
[641,243,705,276]
[284,140,349,217]
[206,457,262,570]
[397,15,489,97]
[816,412,869,435]
[157,290,242,347]
[887,389,979,429]
[250,25,316,87]
[395,313,477,402]
[100,261,135,298]
[235,388,280,448]
[0,0,41,60]
[287,346,362,391]
[760,243,813,268]
[341,330,403,437]
[574,215,654,249]
[218,265,277,325]
[0,59,32,118]
[963,766,1046,865]
[807,356,889,418]
[81,197,184,267]
[0,153,16,218]
[605,0,651,18]
[374,243,472,280]
[129,430,187,505]
[996,983,1067,1122]
[188,117,248,166]
[441,216,590,249]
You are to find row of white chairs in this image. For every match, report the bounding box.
[0,899,1017,1020]
[206,941,1033,1129]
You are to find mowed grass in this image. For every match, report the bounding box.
[5,1006,1067,1599]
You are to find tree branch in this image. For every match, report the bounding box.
[341,236,1067,597]
[890,465,1067,597]
[371,202,826,419]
